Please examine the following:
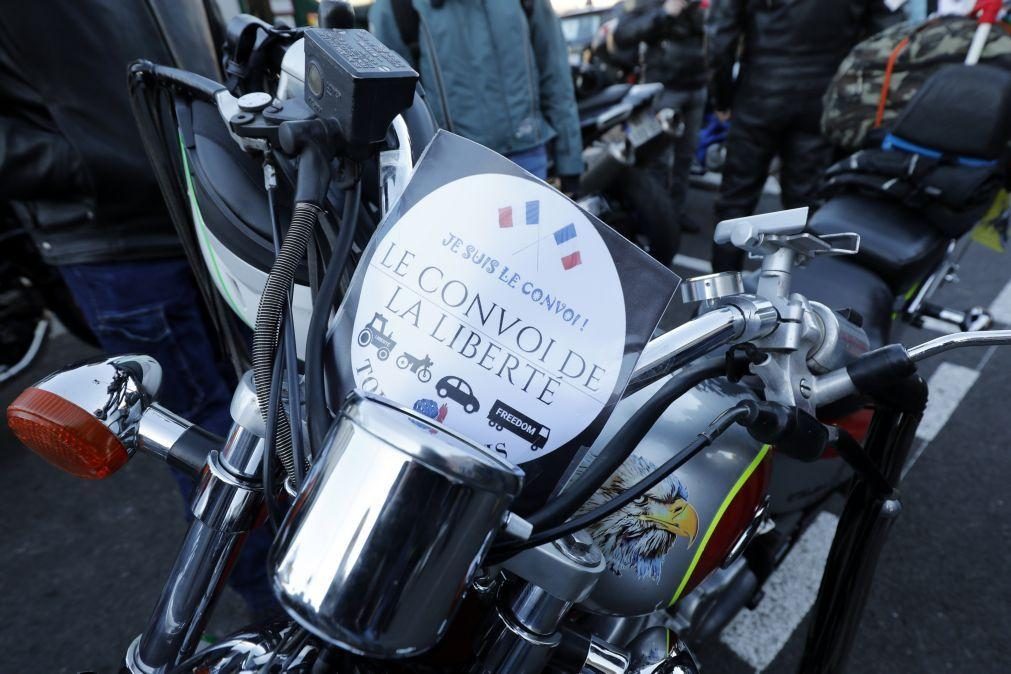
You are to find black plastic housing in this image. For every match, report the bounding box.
[302,28,418,156]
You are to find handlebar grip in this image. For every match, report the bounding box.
[845,344,915,394]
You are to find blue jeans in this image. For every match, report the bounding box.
[59,258,278,618]
[506,144,550,179]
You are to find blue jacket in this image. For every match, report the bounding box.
[370,0,583,176]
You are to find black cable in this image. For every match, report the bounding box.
[305,179,361,453]
[307,229,321,301]
[262,347,286,532]
[266,175,308,489]
[523,355,735,534]
[491,404,752,560]
[252,201,320,481]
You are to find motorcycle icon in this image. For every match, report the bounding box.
[357,312,397,361]
[397,352,434,382]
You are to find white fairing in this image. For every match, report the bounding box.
[193,217,314,359]
[277,38,305,100]
[192,36,416,359]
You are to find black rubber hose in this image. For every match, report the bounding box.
[305,180,361,452]
[493,404,752,559]
[491,404,752,560]
[252,201,321,481]
[262,347,286,532]
[524,355,733,533]
[266,177,308,490]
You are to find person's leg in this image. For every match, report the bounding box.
[779,102,835,211]
[58,258,233,433]
[712,95,780,271]
[668,87,707,234]
[57,258,277,618]
[505,144,550,180]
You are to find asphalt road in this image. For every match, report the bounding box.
[1,185,1008,673]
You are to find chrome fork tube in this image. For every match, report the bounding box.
[126,375,265,673]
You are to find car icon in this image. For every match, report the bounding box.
[436,376,480,414]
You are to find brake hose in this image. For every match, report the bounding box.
[251,201,320,481]
[262,347,286,532]
[491,403,753,560]
[305,179,362,452]
[523,355,739,534]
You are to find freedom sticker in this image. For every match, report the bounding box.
[351,173,627,464]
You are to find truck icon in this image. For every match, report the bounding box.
[487,400,550,451]
[357,312,397,361]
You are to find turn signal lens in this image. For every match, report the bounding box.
[7,387,129,480]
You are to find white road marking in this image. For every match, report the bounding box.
[914,362,979,443]
[903,362,980,477]
[918,316,960,335]
[987,276,1011,326]
[672,254,713,274]
[719,511,839,672]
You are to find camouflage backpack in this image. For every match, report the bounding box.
[822,15,1011,151]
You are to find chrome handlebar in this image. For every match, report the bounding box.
[811,329,1011,408]
[636,206,1011,415]
[629,297,780,394]
[906,329,1011,362]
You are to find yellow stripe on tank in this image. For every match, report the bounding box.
[668,444,771,607]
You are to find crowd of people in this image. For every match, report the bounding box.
[0,0,924,618]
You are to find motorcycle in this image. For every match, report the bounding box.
[576,82,684,268]
[790,72,1011,348]
[7,9,1011,674]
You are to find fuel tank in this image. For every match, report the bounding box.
[574,377,771,617]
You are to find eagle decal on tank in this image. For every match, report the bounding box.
[581,455,700,583]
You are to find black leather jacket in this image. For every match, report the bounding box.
[707,0,902,111]
[611,0,706,91]
[0,0,221,265]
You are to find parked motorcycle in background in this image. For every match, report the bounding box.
[577,81,684,268]
[7,6,1011,674]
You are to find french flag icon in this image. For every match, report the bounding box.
[553,223,582,271]
[498,200,540,228]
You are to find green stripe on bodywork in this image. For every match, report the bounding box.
[177,134,244,318]
[668,444,771,607]
[893,281,922,320]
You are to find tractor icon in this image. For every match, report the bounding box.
[397,352,434,382]
[357,312,397,361]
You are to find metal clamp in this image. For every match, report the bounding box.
[715,207,860,267]
[190,450,263,532]
[681,272,744,304]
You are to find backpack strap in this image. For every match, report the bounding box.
[873,35,910,129]
[873,18,950,130]
[391,0,421,64]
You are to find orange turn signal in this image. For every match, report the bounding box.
[7,387,129,480]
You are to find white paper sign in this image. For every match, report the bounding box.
[351,173,627,464]
[938,0,975,15]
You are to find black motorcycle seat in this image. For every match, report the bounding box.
[578,83,633,120]
[790,257,894,350]
[807,194,948,293]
